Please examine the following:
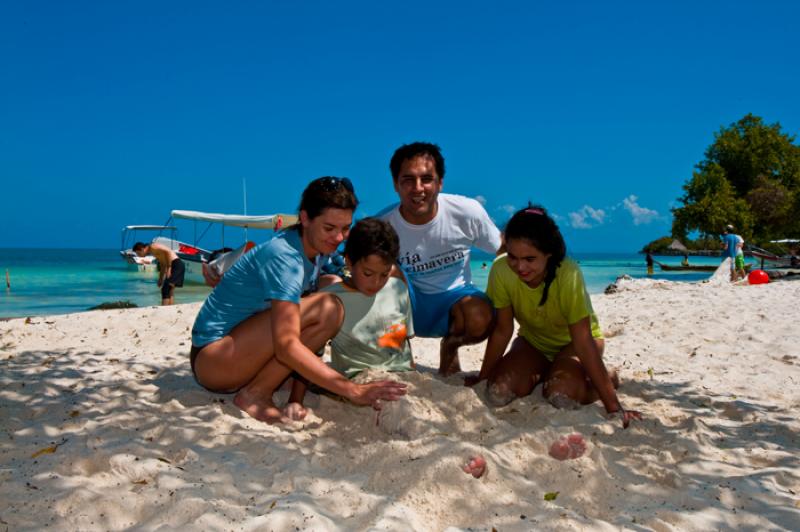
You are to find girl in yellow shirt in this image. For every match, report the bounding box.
[468,206,641,428]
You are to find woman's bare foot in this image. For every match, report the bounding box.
[233,388,287,424]
[548,433,587,460]
[282,402,308,421]
[462,454,487,478]
[439,337,462,376]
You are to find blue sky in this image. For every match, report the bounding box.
[1,0,798,252]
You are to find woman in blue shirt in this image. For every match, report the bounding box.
[190,177,407,423]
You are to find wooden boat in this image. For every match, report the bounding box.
[656,261,752,272]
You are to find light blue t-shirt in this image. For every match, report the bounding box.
[191,229,319,347]
[722,233,740,258]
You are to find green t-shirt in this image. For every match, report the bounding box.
[486,256,603,360]
[323,277,414,378]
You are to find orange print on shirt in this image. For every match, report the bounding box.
[377,324,407,349]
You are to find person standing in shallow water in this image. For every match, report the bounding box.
[133,241,184,305]
[467,206,642,429]
[189,177,407,423]
[378,142,502,376]
[645,250,654,276]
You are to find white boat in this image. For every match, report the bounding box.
[161,210,298,284]
[120,225,178,272]
[120,211,297,284]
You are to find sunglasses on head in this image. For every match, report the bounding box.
[318,176,354,193]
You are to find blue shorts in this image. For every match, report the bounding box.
[408,283,490,338]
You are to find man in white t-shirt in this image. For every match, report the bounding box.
[378,142,502,375]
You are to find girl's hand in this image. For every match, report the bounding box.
[609,407,643,428]
[350,380,407,407]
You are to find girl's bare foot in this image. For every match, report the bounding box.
[548,433,587,460]
[462,454,487,478]
[233,389,287,424]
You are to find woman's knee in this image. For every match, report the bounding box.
[486,378,515,407]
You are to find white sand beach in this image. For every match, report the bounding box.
[2,276,799,531]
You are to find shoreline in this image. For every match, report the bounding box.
[1,278,799,529]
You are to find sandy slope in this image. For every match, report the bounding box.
[1,277,799,530]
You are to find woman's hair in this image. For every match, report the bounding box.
[504,204,566,306]
[298,176,359,221]
[343,217,399,266]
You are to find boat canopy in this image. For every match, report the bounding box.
[123,225,177,231]
[770,239,799,244]
[171,210,298,229]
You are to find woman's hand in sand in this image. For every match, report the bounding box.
[609,407,643,429]
[348,380,407,407]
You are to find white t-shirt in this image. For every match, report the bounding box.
[379,193,501,294]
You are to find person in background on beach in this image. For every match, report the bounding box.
[291,218,415,410]
[466,206,642,429]
[133,241,185,305]
[681,253,689,267]
[721,225,745,282]
[645,250,654,275]
[190,177,407,423]
[379,142,502,376]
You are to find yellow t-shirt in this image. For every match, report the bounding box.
[486,256,603,360]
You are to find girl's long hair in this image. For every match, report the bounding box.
[504,205,566,306]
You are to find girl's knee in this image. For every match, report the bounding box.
[486,380,515,407]
[542,378,581,409]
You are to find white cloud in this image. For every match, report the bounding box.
[475,195,487,206]
[622,195,659,225]
[568,205,606,229]
[497,204,516,215]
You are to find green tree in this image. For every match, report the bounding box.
[672,114,800,246]
[672,163,753,245]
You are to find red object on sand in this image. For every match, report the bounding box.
[549,433,587,460]
[748,269,769,285]
[462,455,487,478]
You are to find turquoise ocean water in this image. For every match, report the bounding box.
[0,248,728,318]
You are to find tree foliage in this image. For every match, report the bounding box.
[671,114,800,245]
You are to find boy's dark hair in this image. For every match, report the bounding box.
[504,205,566,306]
[344,217,400,266]
[389,142,446,182]
[132,242,147,252]
[296,177,358,232]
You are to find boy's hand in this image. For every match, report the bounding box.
[282,402,308,421]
